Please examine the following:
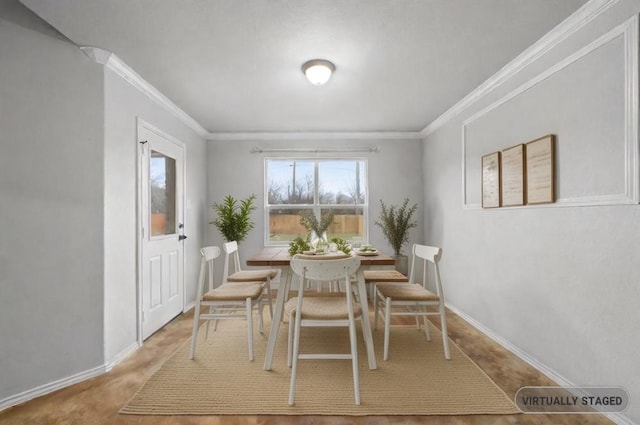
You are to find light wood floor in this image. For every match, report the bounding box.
[0,304,616,425]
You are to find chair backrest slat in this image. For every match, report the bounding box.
[198,246,221,294]
[290,255,361,282]
[222,241,241,281]
[408,244,443,295]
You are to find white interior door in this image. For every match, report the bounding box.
[138,122,186,340]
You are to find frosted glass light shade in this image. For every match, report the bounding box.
[302,59,335,85]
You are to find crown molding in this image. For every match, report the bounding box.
[79,46,112,64]
[79,46,421,141]
[206,131,422,141]
[460,15,638,209]
[80,46,208,138]
[420,0,621,137]
[80,0,620,143]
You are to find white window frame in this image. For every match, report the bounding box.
[263,157,369,246]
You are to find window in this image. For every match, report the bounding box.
[265,159,368,245]
[150,150,176,236]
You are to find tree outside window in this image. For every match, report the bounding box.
[265,159,367,244]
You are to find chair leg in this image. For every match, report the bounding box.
[266,278,274,319]
[423,306,432,341]
[212,306,221,333]
[189,301,201,359]
[423,314,431,341]
[205,306,216,339]
[288,313,302,405]
[258,300,264,334]
[246,298,254,362]
[440,304,451,360]
[383,296,391,361]
[348,309,361,405]
[359,303,374,351]
[287,312,294,367]
[373,285,380,330]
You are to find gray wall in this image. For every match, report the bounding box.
[0,0,209,404]
[0,4,105,400]
[423,1,640,423]
[103,65,208,364]
[206,138,424,281]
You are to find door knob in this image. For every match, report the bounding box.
[179,235,188,241]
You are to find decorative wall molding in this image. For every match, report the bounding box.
[80,47,209,138]
[445,303,634,425]
[461,15,639,209]
[421,0,621,137]
[207,131,422,141]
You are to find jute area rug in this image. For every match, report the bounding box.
[121,316,519,416]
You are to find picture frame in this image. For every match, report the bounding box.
[481,151,501,208]
[500,144,526,206]
[525,134,555,204]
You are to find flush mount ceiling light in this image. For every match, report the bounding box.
[302,59,335,85]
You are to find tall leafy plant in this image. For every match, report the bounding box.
[211,194,257,243]
[374,198,418,256]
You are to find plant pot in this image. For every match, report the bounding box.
[393,254,408,275]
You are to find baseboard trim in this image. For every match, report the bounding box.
[105,342,140,372]
[183,301,195,312]
[0,364,105,412]
[446,302,635,425]
[0,339,142,412]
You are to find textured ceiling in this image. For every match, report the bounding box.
[20,0,588,134]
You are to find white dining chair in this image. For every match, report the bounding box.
[223,240,277,318]
[189,246,266,362]
[287,255,362,406]
[373,243,451,361]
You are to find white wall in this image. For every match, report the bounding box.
[206,138,424,281]
[0,4,105,402]
[103,66,208,364]
[422,1,640,423]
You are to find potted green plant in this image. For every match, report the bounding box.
[210,194,257,243]
[374,198,418,274]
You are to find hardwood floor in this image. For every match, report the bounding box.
[0,304,616,425]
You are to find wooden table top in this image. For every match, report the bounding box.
[246,247,395,267]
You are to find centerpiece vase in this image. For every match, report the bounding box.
[310,230,328,247]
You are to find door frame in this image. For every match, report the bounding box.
[136,117,188,345]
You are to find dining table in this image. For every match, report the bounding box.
[246,247,395,371]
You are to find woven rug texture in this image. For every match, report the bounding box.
[121,315,519,416]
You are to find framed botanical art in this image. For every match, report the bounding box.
[501,144,526,206]
[525,135,555,204]
[482,151,501,208]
